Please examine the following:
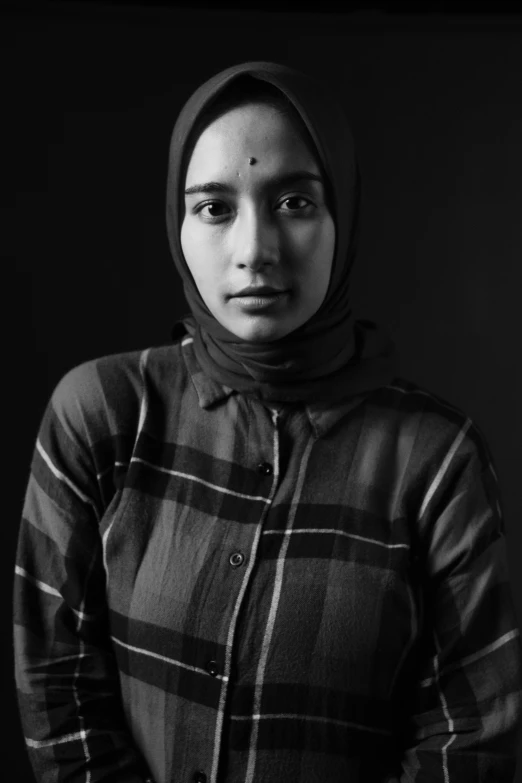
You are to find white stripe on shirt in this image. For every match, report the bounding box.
[110,636,228,681]
[231,712,393,736]
[419,420,471,520]
[137,348,151,439]
[130,456,271,503]
[420,628,521,687]
[263,527,410,550]
[433,637,456,783]
[15,566,96,622]
[26,729,91,749]
[36,439,97,515]
[16,566,62,598]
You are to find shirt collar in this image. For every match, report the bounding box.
[181,335,236,408]
[304,396,366,438]
[181,336,365,438]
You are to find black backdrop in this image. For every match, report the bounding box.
[6,1,522,779]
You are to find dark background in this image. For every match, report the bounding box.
[6,0,522,779]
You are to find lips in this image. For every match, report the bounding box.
[230,286,289,313]
[231,285,287,297]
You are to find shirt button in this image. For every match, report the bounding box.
[193,773,206,783]
[206,660,218,677]
[229,551,244,567]
[257,461,273,476]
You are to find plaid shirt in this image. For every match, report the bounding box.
[14,335,521,783]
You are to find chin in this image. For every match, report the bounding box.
[227,319,292,343]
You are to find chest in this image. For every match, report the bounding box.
[100,396,419,697]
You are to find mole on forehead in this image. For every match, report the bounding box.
[236,157,257,175]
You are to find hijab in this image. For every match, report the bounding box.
[166,61,395,403]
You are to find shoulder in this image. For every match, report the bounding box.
[360,380,501,546]
[368,377,492,474]
[49,342,187,442]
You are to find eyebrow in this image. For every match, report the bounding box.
[184,170,324,196]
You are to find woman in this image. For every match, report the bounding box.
[14,61,521,783]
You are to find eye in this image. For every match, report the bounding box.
[195,201,231,220]
[277,195,313,213]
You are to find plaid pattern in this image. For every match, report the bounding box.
[14,335,521,783]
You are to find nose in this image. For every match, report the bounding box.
[231,205,280,271]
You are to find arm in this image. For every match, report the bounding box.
[14,367,153,782]
[397,423,521,781]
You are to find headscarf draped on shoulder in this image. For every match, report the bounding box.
[166,61,395,403]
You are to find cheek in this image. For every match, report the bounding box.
[179,219,195,272]
[296,219,335,287]
[181,222,214,284]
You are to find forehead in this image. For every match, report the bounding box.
[184,102,320,183]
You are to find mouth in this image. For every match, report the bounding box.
[231,285,288,298]
[230,286,289,312]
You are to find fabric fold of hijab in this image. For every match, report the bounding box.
[166,61,396,403]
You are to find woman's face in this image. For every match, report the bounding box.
[180,102,335,342]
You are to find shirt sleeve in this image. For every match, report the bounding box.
[13,366,153,783]
[397,421,522,781]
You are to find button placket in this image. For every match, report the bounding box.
[206,406,280,781]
